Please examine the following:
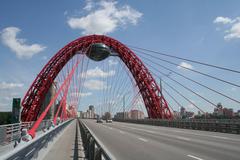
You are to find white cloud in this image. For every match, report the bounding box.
[71,92,92,97]
[67,0,142,35]
[84,79,109,90]
[108,59,118,66]
[0,27,46,59]
[214,16,240,40]
[177,62,193,70]
[84,0,93,11]
[214,17,233,24]
[224,22,240,40]
[0,82,24,89]
[82,67,115,78]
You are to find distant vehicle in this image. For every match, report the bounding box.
[97,118,103,123]
[106,119,113,123]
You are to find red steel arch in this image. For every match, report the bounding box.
[21,35,172,121]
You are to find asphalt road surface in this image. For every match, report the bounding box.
[81,119,240,160]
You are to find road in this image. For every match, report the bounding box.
[82,119,240,160]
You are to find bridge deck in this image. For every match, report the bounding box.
[81,119,240,160]
[43,120,85,160]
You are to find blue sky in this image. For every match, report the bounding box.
[0,0,239,114]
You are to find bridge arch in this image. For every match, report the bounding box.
[21,35,172,121]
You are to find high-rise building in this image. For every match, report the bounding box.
[89,105,94,111]
[180,107,186,117]
[40,82,57,119]
[81,105,96,119]
[12,98,21,123]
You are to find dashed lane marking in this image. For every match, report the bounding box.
[187,154,204,160]
[138,137,148,142]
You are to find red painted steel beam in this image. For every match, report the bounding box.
[53,75,72,125]
[27,61,79,138]
[21,35,172,121]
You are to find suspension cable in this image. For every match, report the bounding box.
[128,45,240,74]
[139,54,240,104]
[144,60,217,107]
[135,49,240,88]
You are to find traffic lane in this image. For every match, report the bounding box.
[110,121,240,145]
[104,122,240,160]
[108,121,240,152]
[82,119,190,160]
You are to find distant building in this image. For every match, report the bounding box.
[129,110,144,119]
[114,112,130,119]
[173,111,181,119]
[185,111,194,119]
[223,108,233,118]
[12,98,21,123]
[180,107,186,117]
[213,103,224,116]
[40,82,57,119]
[238,110,240,116]
[198,111,201,116]
[81,105,96,119]
[213,103,234,118]
[180,106,194,119]
[89,105,94,111]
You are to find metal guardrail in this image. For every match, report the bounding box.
[78,119,114,160]
[114,118,240,134]
[0,120,53,146]
[0,119,73,160]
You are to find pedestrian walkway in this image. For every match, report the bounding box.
[43,120,85,160]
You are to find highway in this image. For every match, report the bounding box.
[82,119,240,160]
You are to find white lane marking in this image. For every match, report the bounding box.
[13,157,19,160]
[25,148,36,157]
[146,130,156,134]
[187,154,204,160]
[119,130,125,134]
[138,137,148,142]
[122,126,152,133]
[210,135,229,140]
[176,136,191,141]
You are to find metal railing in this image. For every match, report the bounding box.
[78,119,114,160]
[114,118,240,134]
[0,119,73,160]
[0,119,53,145]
